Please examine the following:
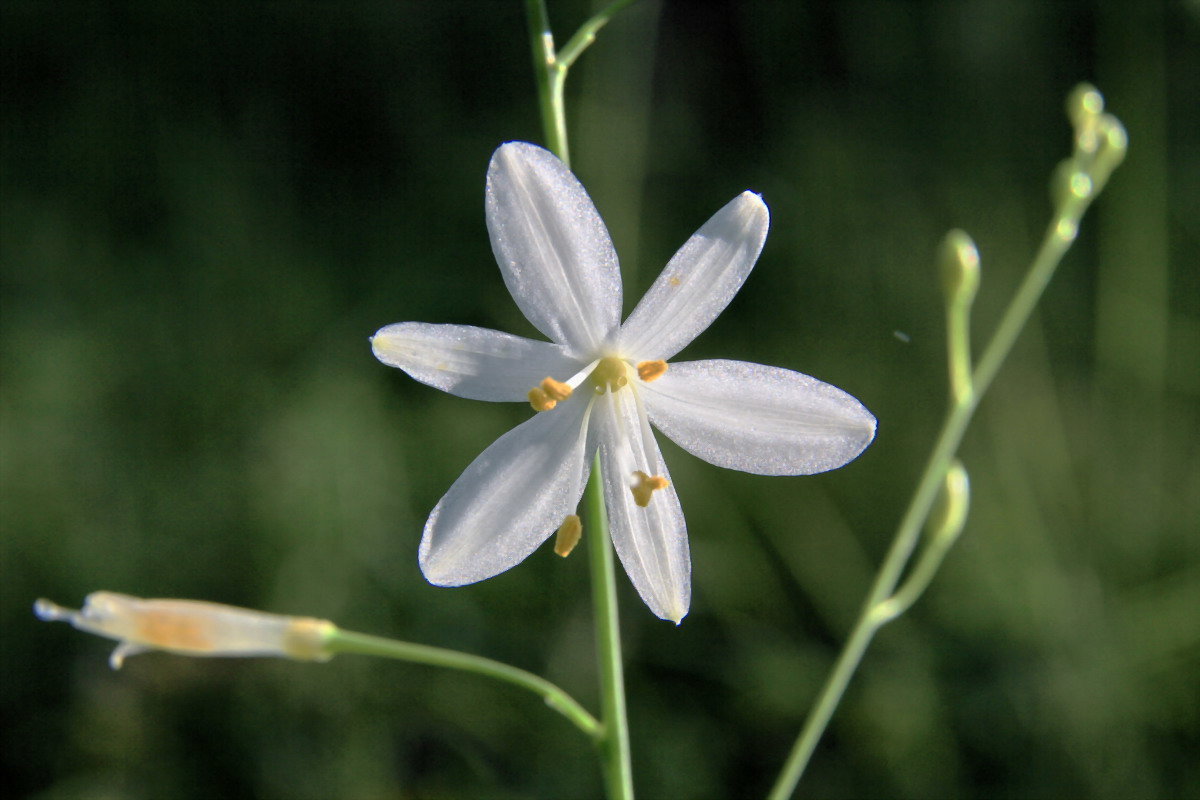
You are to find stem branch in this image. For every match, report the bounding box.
[767,91,1126,799]
[326,628,600,739]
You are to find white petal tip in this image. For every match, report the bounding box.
[661,603,689,625]
[419,557,470,588]
[736,190,769,218]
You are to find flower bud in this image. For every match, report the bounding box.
[1065,83,1099,130]
[938,229,980,308]
[929,461,971,546]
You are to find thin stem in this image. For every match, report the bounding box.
[525,0,641,168]
[557,0,640,70]
[524,4,637,797]
[767,104,1124,800]
[525,0,568,164]
[587,453,635,800]
[326,628,600,739]
[947,303,974,406]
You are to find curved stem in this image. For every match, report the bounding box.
[325,628,600,739]
[768,106,1125,799]
[557,0,640,70]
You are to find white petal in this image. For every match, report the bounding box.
[594,389,691,623]
[618,192,769,360]
[420,397,594,586]
[641,359,876,476]
[486,142,622,355]
[371,322,580,402]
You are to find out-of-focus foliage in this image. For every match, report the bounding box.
[2,1,1196,798]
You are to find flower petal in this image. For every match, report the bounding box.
[594,389,691,623]
[486,142,622,355]
[420,397,594,586]
[641,359,876,476]
[371,322,580,402]
[618,191,769,361]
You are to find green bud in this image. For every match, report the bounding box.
[1050,158,1089,210]
[1066,83,1104,130]
[938,229,980,308]
[929,461,970,546]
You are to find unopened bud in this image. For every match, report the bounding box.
[938,229,980,308]
[929,461,970,545]
[1066,83,1104,136]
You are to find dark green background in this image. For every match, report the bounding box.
[3,1,1196,798]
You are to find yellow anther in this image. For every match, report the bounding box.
[529,377,573,411]
[554,514,583,557]
[589,357,629,394]
[528,387,556,412]
[631,470,670,507]
[637,360,668,382]
[540,377,573,401]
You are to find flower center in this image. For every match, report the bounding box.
[589,357,629,394]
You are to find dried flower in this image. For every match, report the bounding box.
[35,593,334,669]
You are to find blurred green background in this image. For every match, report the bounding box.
[3,1,1196,797]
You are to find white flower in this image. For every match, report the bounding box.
[35,594,335,669]
[372,142,876,623]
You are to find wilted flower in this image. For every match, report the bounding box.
[35,593,334,669]
[372,142,875,623]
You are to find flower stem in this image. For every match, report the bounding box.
[525,0,640,167]
[767,87,1127,800]
[586,453,635,800]
[325,627,600,739]
[525,0,568,164]
[524,3,639,796]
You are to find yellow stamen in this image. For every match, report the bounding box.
[590,357,629,394]
[631,470,670,507]
[528,386,556,411]
[637,360,668,382]
[540,377,572,401]
[529,377,573,411]
[554,514,583,557]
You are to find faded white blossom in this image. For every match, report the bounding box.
[35,593,334,668]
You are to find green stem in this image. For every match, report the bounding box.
[325,628,600,739]
[525,0,568,164]
[767,111,1124,800]
[525,0,640,167]
[587,453,635,800]
[557,0,640,70]
[524,4,637,797]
